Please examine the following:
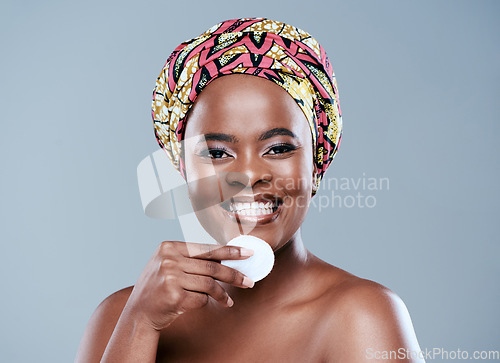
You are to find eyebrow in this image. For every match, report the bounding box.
[201,133,239,143]
[258,128,297,141]
[198,127,297,144]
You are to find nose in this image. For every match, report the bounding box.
[224,153,272,189]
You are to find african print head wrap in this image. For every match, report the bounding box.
[152,17,342,193]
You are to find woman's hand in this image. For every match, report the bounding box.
[76,241,254,362]
[125,240,255,332]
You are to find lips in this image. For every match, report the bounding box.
[220,195,283,224]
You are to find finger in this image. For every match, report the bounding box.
[181,290,229,311]
[170,241,254,261]
[182,274,233,307]
[181,258,254,288]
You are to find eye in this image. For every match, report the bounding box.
[266,143,297,155]
[199,147,232,159]
[209,149,229,159]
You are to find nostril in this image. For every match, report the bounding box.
[224,168,273,189]
[225,171,250,186]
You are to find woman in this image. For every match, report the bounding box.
[76,18,424,362]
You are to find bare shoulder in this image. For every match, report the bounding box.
[332,274,406,319]
[99,285,134,313]
[313,263,424,362]
[88,285,134,330]
[75,286,134,362]
[310,257,410,320]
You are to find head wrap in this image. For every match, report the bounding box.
[152,17,342,193]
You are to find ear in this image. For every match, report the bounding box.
[312,163,319,194]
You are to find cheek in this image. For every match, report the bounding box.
[184,158,231,241]
[274,153,314,207]
[184,150,223,212]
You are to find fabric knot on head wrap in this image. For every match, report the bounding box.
[152,17,342,194]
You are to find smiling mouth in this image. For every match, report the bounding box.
[220,197,283,221]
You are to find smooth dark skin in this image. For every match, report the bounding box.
[76,75,424,362]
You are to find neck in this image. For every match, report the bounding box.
[222,228,311,308]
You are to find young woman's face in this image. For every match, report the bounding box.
[183,74,316,251]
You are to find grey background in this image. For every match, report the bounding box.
[1,0,498,361]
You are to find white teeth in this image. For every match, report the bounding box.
[227,201,277,215]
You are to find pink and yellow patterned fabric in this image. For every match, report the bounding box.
[152,17,342,192]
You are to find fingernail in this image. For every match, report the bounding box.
[242,276,255,288]
[227,296,234,307]
[240,248,254,257]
